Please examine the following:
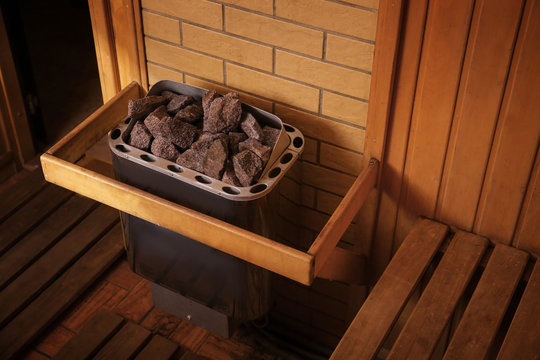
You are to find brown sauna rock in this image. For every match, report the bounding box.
[203,93,242,133]
[161,90,177,101]
[150,136,180,161]
[262,126,280,148]
[227,132,247,155]
[176,149,204,173]
[233,150,263,187]
[167,94,194,114]
[129,122,152,151]
[173,103,203,124]
[145,111,198,149]
[143,105,170,135]
[128,96,167,120]
[240,112,263,141]
[192,132,228,152]
[202,139,228,179]
[239,138,271,164]
[222,162,242,187]
[202,90,220,118]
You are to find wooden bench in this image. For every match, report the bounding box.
[53,308,205,360]
[331,218,540,359]
[0,169,124,359]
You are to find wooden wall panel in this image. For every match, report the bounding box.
[369,0,540,278]
[369,0,428,280]
[474,0,540,244]
[394,0,475,246]
[436,0,524,230]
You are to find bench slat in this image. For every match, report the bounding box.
[0,195,96,289]
[0,169,46,223]
[497,259,540,359]
[135,334,179,360]
[94,321,151,360]
[330,218,448,360]
[387,231,488,360]
[53,308,124,360]
[0,205,119,327]
[0,184,72,254]
[0,224,124,359]
[443,244,529,360]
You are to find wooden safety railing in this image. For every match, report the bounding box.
[41,82,378,286]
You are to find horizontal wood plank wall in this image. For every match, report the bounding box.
[370,0,540,280]
[136,0,379,352]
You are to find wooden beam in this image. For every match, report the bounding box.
[40,153,314,285]
[309,159,378,277]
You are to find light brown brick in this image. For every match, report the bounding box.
[302,184,316,207]
[276,50,371,99]
[275,0,378,40]
[326,34,374,71]
[147,62,183,86]
[221,0,273,14]
[145,38,223,83]
[317,190,342,215]
[226,63,319,112]
[141,0,222,29]
[320,143,364,175]
[142,10,180,44]
[275,104,365,152]
[185,75,273,112]
[182,23,273,71]
[301,137,318,163]
[225,7,323,57]
[341,0,379,9]
[302,162,356,196]
[279,196,328,232]
[279,177,301,204]
[322,91,369,127]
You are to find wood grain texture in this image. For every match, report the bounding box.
[309,159,378,276]
[0,195,95,289]
[443,245,529,360]
[387,232,488,360]
[330,219,448,360]
[0,168,46,222]
[474,0,540,244]
[94,322,151,360]
[88,0,120,101]
[0,205,118,327]
[513,145,540,255]
[0,184,72,254]
[436,0,525,231]
[369,0,429,282]
[0,224,124,359]
[41,153,314,285]
[497,259,540,360]
[135,334,178,360]
[53,309,124,360]
[395,0,475,244]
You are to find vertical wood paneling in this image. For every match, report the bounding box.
[474,0,540,244]
[394,0,475,246]
[369,0,429,280]
[513,145,540,255]
[436,0,524,230]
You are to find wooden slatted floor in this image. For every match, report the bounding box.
[331,218,540,360]
[0,168,302,360]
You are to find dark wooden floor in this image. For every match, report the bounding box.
[0,168,303,360]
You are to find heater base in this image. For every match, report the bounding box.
[151,282,241,338]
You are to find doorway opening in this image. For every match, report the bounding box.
[2,0,103,149]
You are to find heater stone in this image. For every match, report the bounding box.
[128,95,167,120]
[176,149,204,173]
[151,136,180,161]
[202,139,228,179]
[227,132,247,155]
[173,103,203,124]
[161,90,178,100]
[238,138,271,164]
[129,122,153,151]
[204,93,242,133]
[262,126,280,148]
[167,94,194,114]
[202,90,220,119]
[233,150,263,187]
[221,162,242,187]
[240,112,263,141]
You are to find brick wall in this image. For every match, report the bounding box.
[140,0,378,352]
